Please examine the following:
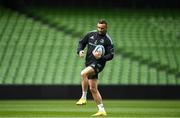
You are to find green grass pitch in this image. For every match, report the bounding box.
[0,100,180,117]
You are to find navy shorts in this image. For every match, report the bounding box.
[86,62,105,79]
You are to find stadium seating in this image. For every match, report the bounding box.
[0,6,180,85]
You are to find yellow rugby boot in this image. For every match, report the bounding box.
[76,98,87,105]
[91,111,107,117]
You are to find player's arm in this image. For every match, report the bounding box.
[77,33,89,57]
[101,44,114,61]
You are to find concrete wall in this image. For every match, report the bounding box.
[1,0,180,8]
[0,85,180,99]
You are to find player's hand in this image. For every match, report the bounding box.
[92,50,102,59]
[79,50,85,58]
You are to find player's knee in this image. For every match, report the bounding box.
[80,71,87,78]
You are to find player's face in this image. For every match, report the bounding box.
[97,23,107,35]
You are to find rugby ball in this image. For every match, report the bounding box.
[94,45,105,56]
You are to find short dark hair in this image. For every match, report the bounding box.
[98,19,108,25]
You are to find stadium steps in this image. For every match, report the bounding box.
[15,7,180,85]
[0,6,82,85]
[1,6,180,85]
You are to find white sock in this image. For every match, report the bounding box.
[97,103,105,112]
[81,91,87,99]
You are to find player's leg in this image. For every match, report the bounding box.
[76,66,95,105]
[89,79,107,116]
[81,66,95,97]
[89,79,102,104]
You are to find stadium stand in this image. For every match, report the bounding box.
[0,6,180,85]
